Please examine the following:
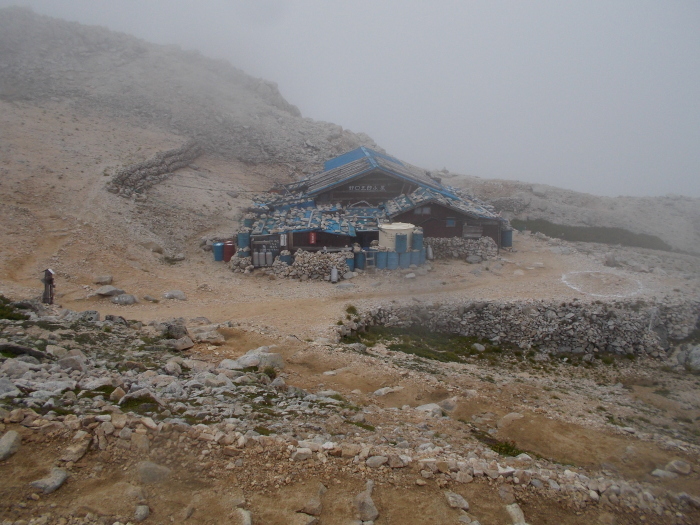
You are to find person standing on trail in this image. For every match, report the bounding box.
[41,268,55,304]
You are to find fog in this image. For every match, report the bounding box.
[3,0,699,197]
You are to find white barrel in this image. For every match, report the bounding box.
[378,223,414,251]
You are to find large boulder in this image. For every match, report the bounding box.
[218,346,285,370]
[163,290,187,301]
[95,285,125,297]
[165,336,195,351]
[111,294,137,305]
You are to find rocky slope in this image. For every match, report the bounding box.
[447,175,700,255]
[0,6,379,173]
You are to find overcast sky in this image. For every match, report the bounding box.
[3,1,699,197]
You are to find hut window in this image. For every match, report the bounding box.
[414,206,431,215]
[446,217,456,227]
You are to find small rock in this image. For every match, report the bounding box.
[136,461,171,484]
[30,468,69,494]
[95,285,125,296]
[0,378,21,399]
[94,275,113,285]
[134,505,150,522]
[366,456,388,468]
[110,387,126,402]
[666,459,692,475]
[0,430,21,460]
[163,290,187,301]
[112,294,137,305]
[354,481,378,521]
[651,469,678,479]
[445,491,469,510]
[166,336,195,351]
[505,502,528,524]
[292,448,313,461]
[415,403,443,418]
[60,440,90,463]
[57,355,87,373]
[235,508,252,525]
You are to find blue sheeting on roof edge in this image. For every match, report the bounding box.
[323,146,404,171]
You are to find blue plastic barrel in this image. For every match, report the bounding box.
[243,218,254,228]
[279,254,292,265]
[412,232,424,251]
[387,251,399,270]
[399,252,411,268]
[395,233,408,253]
[420,248,426,265]
[354,251,366,270]
[346,255,355,272]
[213,242,225,261]
[501,229,513,248]
[410,250,420,266]
[376,251,388,269]
[237,232,250,250]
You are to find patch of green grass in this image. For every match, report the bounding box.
[262,366,277,380]
[345,305,358,316]
[254,426,272,436]
[119,398,158,415]
[654,388,672,397]
[349,421,375,432]
[511,218,672,251]
[342,325,499,364]
[471,429,526,457]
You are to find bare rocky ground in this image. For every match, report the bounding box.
[1,8,700,525]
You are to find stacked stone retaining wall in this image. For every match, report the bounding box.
[343,299,699,358]
[424,236,498,261]
[107,140,202,197]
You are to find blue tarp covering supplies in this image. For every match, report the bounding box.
[383,187,499,220]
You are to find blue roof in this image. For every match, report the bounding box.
[323,146,404,171]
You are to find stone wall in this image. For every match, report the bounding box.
[424,236,498,262]
[271,250,350,280]
[343,299,699,359]
[229,250,351,279]
[107,140,202,197]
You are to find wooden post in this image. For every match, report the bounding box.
[41,269,55,305]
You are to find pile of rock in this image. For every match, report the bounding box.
[263,250,350,280]
[347,299,700,359]
[107,140,202,197]
[229,255,253,273]
[424,236,498,262]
